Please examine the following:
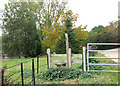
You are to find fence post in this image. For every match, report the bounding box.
[65,33,69,68]
[83,47,86,72]
[32,59,35,85]
[68,48,72,68]
[21,63,24,86]
[47,48,50,69]
[1,69,4,86]
[37,56,39,74]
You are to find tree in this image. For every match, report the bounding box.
[92,25,104,33]
[42,10,88,53]
[87,25,104,43]
[33,0,67,41]
[55,10,88,54]
[2,1,42,57]
[74,25,88,46]
[87,23,118,49]
[104,21,119,42]
[95,32,117,50]
[34,0,67,53]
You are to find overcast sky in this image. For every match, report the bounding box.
[0,0,120,36]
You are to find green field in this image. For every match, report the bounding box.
[1,53,119,84]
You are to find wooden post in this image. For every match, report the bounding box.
[47,48,51,69]
[65,33,69,68]
[83,47,86,72]
[68,48,72,68]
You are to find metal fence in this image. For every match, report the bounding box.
[87,43,120,72]
[1,54,48,85]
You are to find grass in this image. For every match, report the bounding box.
[1,53,119,84]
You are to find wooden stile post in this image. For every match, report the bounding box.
[68,48,72,68]
[65,33,69,68]
[47,48,51,69]
[65,33,72,68]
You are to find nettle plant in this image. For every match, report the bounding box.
[37,67,98,81]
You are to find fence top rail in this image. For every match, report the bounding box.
[1,58,35,71]
[89,63,120,66]
[89,57,120,59]
[87,43,120,45]
[88,50,120,52]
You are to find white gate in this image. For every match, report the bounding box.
[87,43,120,72]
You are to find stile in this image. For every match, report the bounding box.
[65,33,69,68]
[68,48,72,68]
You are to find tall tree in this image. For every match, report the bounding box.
[2,1,42,57]
[87,25,104,43]
[35,0,67,41]
[55,10,88,54]
[29,0,67,53]
[42,10,88,52]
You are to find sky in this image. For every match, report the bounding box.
[0,0,120,36]
[67,0,120,31]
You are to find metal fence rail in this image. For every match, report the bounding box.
[87,43,120,72]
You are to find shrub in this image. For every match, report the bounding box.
[38,67,98,81]
[89,58,99,63]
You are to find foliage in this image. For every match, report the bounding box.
[54,33,66,54]
[42,10,76,50]
[95,32,117,43]
[74,25,88,46]
[2,0,67,55]
[92,25,104,33]
[36,0,67,53]
[88,22,119,43]
[95,32,118,50]
[2,1,42,57]
[89,58,99,63]
[88,22,119,49]
[36,0,67,40]
[38,67,96,81]
[55,10,88,54]
[104,21,118,35]
[87,25,104,43]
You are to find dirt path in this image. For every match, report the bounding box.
[99,48,120,63]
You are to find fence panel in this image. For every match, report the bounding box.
[1,54,48,85]
[87,43,120,72]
